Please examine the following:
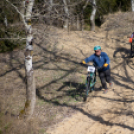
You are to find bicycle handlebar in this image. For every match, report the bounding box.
[80,63,104,70]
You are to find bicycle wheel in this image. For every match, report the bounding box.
[131,43,133,58]
[84,76,91,102]
[131,40,134,58]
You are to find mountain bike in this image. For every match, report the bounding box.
[128,35,134,58]
[131,39,134,58]
[81,64,103,102]
[83,65,96,101]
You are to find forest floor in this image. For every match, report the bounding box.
[1,12,134,134]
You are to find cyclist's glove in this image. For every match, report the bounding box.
[103,63,108,67]
[82,60,86,64]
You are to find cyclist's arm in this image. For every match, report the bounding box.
[131,33,134,38]
[104,52,110,65]
[83,55,94,64]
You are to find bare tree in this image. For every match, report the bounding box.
[48,0,53,12]
[90,0,96,31]
[131,0,134,11]
[63,0,69,29]
[83,0,97,31]
[4,15,8,27]
[5,0,36,119]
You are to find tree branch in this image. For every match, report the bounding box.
[4,0,27,27]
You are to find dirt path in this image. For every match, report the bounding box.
[45,27,134,134]
[47,81,134,134]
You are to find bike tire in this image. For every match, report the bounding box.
[131,43,133,58]
[84,76,91,102]
[131,40,134,58]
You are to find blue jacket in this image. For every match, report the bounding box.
[84,52,110,72]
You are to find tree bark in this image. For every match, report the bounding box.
[77,14,80,30]
[4,15,8,27]
[48,0,53,12]
[131,0,134,12]
[63,0,69,29]
[24,0,36,119]
[5,0,36,119]
[90,0,96,31]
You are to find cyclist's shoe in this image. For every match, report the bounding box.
[103,89,108,94]
[109,82,114,88]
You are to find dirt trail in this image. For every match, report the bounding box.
[45,15,134,133]
[47,86,134,134]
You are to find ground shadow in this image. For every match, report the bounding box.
[36,88,134,131]
[113,47,131,58]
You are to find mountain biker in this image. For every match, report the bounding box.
[129,32,134,43]
[82,45,113,94]
[129,32,134,58]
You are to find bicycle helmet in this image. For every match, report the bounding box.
[94,45,101,51]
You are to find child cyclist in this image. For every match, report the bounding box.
[82,46,113,94]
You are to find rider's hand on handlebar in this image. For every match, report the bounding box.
[82,60,86,64]
[103,63,108,67]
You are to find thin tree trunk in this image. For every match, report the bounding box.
[4,15,8,27]
[20,0,25,15]
[24,0,36,119]
[63,0,69,29]
[26,0,34,20]
[5,0,36,119]
[131,0,134,12]
[90,0,96,31]
[77,14,80,30]
[48,0,53,12]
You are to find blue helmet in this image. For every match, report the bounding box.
[94,45,101,51]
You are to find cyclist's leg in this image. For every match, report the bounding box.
[132,40,134,57]
[105,69,113,88]
[131,43,133,57]
[99,71,108,90]
[105,69,112,83]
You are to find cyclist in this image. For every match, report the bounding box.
[129,32,134,58]
[82,45,113,94]
[129,32,134,43]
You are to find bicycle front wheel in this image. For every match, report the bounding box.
[84,76,91,102]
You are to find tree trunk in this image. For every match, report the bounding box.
[131,0,134,12]
[24,0,36,119]
[77,14,80,30]
[26,0,34,20]
[19,0,36,119]
[4,15,8,27]
[48,0,53,12]
[20,0,25,15]
[63,0,69,29]
[5,0,36,119]
[24,43,36,119]
[90,0,96,31]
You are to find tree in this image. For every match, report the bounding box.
[83,0,97,31]
[48,0,53,12]
[5,0,36,119]
[63,0,69,29]
[131,0,134,11]
[90,0,96,31]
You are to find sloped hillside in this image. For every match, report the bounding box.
[1,11,134,134]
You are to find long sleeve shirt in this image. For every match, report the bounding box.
[84,52,110,72]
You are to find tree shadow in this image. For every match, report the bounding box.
[113,47,131,58]
[36,88,134,131]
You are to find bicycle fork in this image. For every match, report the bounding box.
[86,72,96,92]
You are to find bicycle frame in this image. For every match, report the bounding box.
[131,39,134,58]
[86,71,96,90]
